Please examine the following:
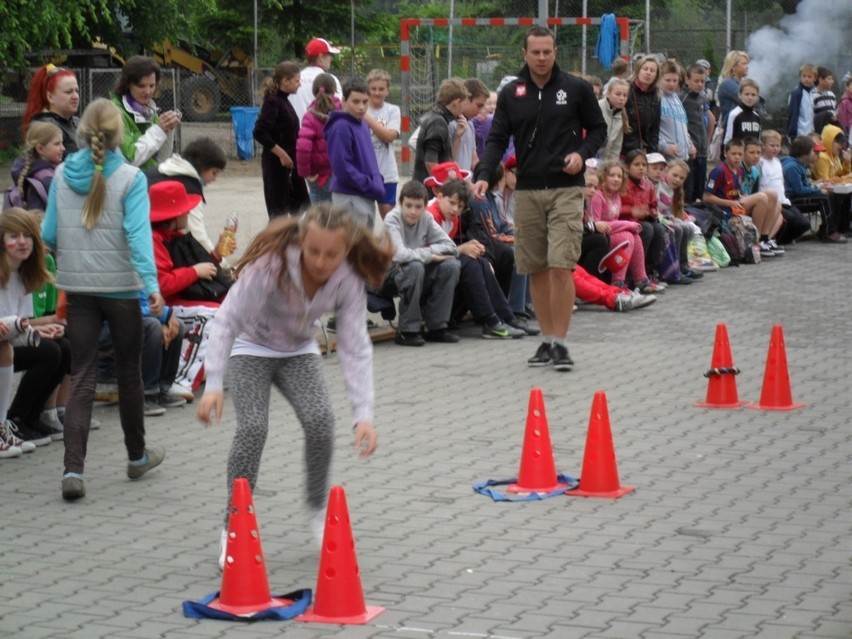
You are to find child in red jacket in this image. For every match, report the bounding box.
[620,149,667,288]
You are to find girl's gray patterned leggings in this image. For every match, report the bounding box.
[223,353,334,525]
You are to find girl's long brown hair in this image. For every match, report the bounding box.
[0,208,51,292]
[235,204,393,289]
[667,159,690,220]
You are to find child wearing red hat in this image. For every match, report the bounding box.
[290,38,343,123]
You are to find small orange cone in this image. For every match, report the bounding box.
[750,325,805,411]
[208,478,294,615]
[507,388,569,494]
[695,323,749,408]
[296,486,384,624]
[566,391,635,499]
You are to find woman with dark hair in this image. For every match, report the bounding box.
[110,55,181,169]
[22,64,80,158]
[253,61,309,217]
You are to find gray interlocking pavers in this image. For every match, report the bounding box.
[1,173,850,638]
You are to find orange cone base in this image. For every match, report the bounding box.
[506,480,569,494]
[207,595,294,617]
[296,604,385,625]
[748,401,805,411]
[566,484,635,499]
[694,399,750,409]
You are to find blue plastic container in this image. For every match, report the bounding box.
[230,106,260,160]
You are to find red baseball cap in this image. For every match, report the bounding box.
[305,38,341,57]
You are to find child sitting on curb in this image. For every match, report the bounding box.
[378,181,460,346]
[425,162,525,340]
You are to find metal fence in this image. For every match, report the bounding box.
[2,0,849,155]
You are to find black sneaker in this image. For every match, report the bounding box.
[527,342,552,367]
[423,328,460,343]
[550,343,574,372]
[13,420,52,447]
[394,331,425,347]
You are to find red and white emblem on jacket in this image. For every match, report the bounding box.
[515,84,527,97]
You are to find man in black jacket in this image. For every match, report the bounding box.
[473,26,606,371]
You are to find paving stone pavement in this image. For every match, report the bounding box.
[1,235,850,639]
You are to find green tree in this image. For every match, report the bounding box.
[0,0,110,68]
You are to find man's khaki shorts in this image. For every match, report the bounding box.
[513,187,584,274]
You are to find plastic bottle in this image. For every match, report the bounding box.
[216,212,239,257]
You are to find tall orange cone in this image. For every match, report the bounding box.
[750,325,805,411]
[208,478,295,615]
[296,486,384,624]
[507,388,569,494]
[694,323,749,408]
[566,391,635,499]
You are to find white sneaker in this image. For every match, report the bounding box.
[630,290,657,310]
[218,528,228,571]
[0,424,23,458]
[170,381,195,403]
[1,420,36,453]
[306,508,325,550]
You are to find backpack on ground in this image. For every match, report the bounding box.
[727,214,761,264]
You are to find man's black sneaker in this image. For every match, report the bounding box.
[394,331,425,347]
[550,343,574,371]
[527,342,552,367]
[423,329,460,343]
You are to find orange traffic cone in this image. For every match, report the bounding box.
[694,323,749,408]
[208,478,295,615]
[566,391,635,499]
[750,325,804,411]
[296,486,384,624]
[507,388,570,494]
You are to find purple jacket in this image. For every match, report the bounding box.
[296,97,340,187]
[324,110,384,200]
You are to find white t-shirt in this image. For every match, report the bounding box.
[367,102,401,183]
[0,271,32,319]
[449,119,476,172]
[759,156,790,206]
[289,65,343,124]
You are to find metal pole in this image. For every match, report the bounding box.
[538,0,547,26]
[448,0,454,78]
[581,0,587,74]
[350,0,356,77]
[645,0,650,53]
[726,0,732,51]
[252,0,258,105]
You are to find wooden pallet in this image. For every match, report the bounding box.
[318,324,396,354]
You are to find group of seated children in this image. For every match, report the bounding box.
[379,161,540,346]
[1,135,231,460]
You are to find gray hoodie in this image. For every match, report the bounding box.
[383,207,458,264]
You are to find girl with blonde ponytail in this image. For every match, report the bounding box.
[7,121,63,212]
[41,98,167,501]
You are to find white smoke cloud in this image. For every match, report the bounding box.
[746,0,852,105]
